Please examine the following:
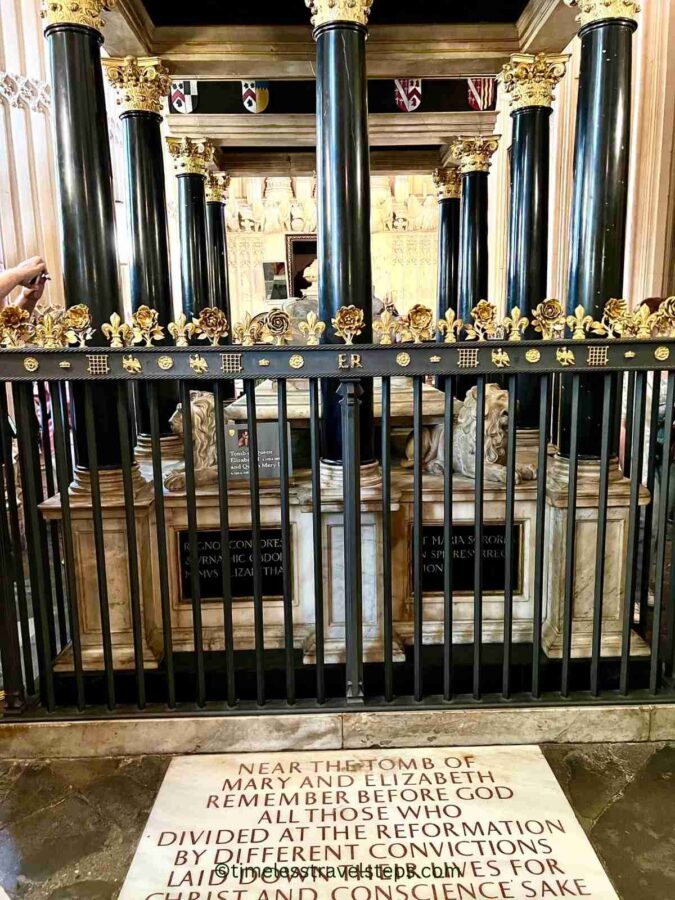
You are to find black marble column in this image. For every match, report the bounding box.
[44,11,125,471]
[503,54,567,430]
[559,8,638,458]
[433,167,462,323]
[313,14,375,465]
[205,172,235,399]
[104,57,178,442]
[167,138,213,318]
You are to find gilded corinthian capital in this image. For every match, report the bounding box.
[41,0,116,31]
[166,137,214,177]
[433,167,462,201]
[450,136,500,175]
[305,0,373,30]
[102,57,171,115]
[564,0,640,27]
[501,53,568,111]
[205,173,231,203]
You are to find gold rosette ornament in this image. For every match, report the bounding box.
[102,313,133,348]
[0,306,34,349]
[531,299,565,340]
[466,300,498,342]
[653,297,675,338]
[265,309,292,346]
[132,305,165,346]
[298,311,326,345]
[63,304,95,347]
[402,304,435,343]
[332,306,365,344]
[591,298,628,339]
[437,309,463,343]
[193,307,229,346]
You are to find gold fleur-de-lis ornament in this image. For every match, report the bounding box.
[332,306,365,344]
[232,313,266,346]
[298,311,326,345]
[34,312,67,349]
[168,313,196,347]
[131,305,165,346]
[567,306,594,340]
[373,309,401,345]
[102,312,133,348]
[193,307,229,346]
[437,309,463,343]
[625,303,657,339]
[502,307,529,341]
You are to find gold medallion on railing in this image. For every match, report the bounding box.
[591,298,627,339]
[437,309,463,344]
[531,299,565,340]
[265,309,292,346]
[566,306,594,341]
[401,304,435,343]
[168,313,196,347]
[23,357,39,373]
[396,351,411,368]
[655,346,670,362]
[466,300,498,342]
[502,307,528,341]
[0,306,34,349]
[298,311,326,345]
[289,354,305,370]
[193,307,229,346]
[157,355,174,371]
[102,312,133,348]
[332,306,364,344]
[373,309,401,345]
[63,304,95,347]
[525,348,541,363]
[131,305,165,346]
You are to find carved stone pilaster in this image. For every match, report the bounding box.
[102,56,170,116]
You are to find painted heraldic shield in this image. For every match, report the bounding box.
[467,77,496,111]
[394,78,422,112]
[170,80,198,114]
[242,81,270,114]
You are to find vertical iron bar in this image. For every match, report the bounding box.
[309,378,325,703]
[590,374,613,697]
[179,381,206,708]
[561,375,581,697]
[82,383,116,710]
[620,370,647,695]
[443,377,455,701]
[532,375,551,698]
[148,384,175,708]
[245,379,265,706]
[502,374,517,699]
[50,385,85,711]
[213,381,236,707]
[116,383,146,709]
[650,373,675,693]
[623,371,636,477]
[382,376,394,702]
[13,382,55,711]
[0,386,34,694]
[0,425,25,712]
[473,377,486,701]
[638,373,660,629]
[413,376,424,702]
[277,380,296,705]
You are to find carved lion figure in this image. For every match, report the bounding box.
[403,383,537,484]
[164,391,219,492]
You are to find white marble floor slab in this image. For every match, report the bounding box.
[120,745,618,900]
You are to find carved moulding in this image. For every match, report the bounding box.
[501,53,568,111]
[305,0,373,30]
[564,0,640,28]
[41,0,116,31]
[102,56,171,115]
[166,136,214,177]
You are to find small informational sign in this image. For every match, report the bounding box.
[225,421,291,482]
[412,523,523,595]
[179,528,286,602]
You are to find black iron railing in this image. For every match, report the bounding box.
[0,337,673,718]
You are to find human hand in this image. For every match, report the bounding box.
[15,256,48,287]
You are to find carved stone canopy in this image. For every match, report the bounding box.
[41,0,116,31]
[564,0,640,28]
[450,135,501,175]
[205,172,231,203]
[432,167,462,201]
[102,56,171,115]
[166,137,214,177]
[305,0,373,31]
[501,53,568,111]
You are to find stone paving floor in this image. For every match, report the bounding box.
[0,743,672,899]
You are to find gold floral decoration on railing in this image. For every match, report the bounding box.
[298,311,326,345]
[131,305,165,346]
[591,297,628,339]
[34,310,67,349]
[332,305,364,344]
[193,307,229,346]
[401,304,435,343]
[373,309,401,345]
[168,313,196,347]
[531,298,565,340]
[232,312,266,346]
[102,312,133,348]
[265,308,292,346]
[63,304,95,347]
[653,297,675,338]
[567,306,595,341]
[502,307,528,341]
[437,309,463,344]
[0,306,34,348]
[466,300,498,342]
[623,303,656,339]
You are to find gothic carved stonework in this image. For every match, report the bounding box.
[166,136,214,177]
[564,0,640,27]
[0,72,51,112]
[450,136,501,174]
[432,167,462,201]
[41,0,116,31]
[305,0,373,30]
[501,53,568,111]
[102,56,171,115]
[205,172,231,204]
